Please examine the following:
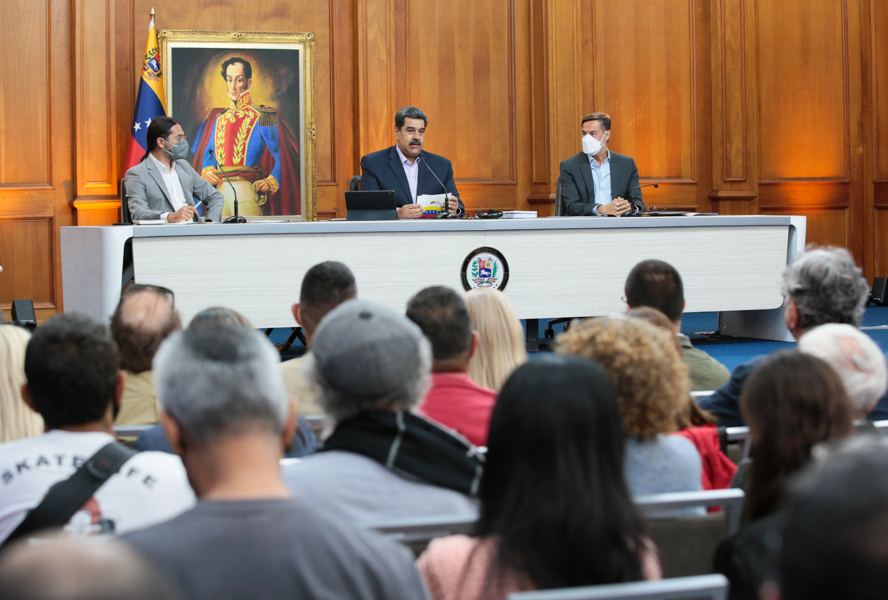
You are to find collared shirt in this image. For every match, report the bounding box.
[396,145,421,203]
[590,149,612,215]
[149,153,188,217]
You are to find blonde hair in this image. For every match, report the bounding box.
[556,316,690,441]
[465,289,527,391]
[0,326,43,442]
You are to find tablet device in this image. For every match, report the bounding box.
[345,190,398,221]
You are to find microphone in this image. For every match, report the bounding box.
[209,149,246,224]
[421,153,458,219]
[623,183,658,217]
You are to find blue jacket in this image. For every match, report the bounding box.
[697,355,888,426]
[359,146,464,212]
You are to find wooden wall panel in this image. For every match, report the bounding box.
[406,0,515,184]
[594,0,695,181]
[757,0,848,181]
[0,2,51,186]
[0,220,55,311]
[871,0,888,182]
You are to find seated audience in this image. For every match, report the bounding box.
[123,323,428,600]
[624,259,730,391]
[417,356,660,600]
[0,314,194,544]
[281,261,357,416]
[797,323,888,423]
[699,246,878,425]
[627,307,737,490]
[557,316,703,498]
[0,325,43,443]
[110,283,181,426]
[464,288,526,391]
[779,437,888,600]
[714,351,854,600]
[135,307,317,458]
[283,300,481,523]
[408,286,498,446]
[0,538,182,600]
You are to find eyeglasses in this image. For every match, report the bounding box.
[120,283,175,307]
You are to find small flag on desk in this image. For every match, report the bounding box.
[123,10,167,172]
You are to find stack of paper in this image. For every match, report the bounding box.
[501,211,538,219]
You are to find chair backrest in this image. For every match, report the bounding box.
[119,178,132,223]
[872,419,888,432]
[635,489,745,578]
[349,175,361,191]
[365,514,477,557]
[725,426,752,461]
[507,574,729,600]
[554,180,564,216]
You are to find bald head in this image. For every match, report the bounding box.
[110,289,181,373]
[0,539,181,600]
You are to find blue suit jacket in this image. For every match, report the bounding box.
[557,150,643,216]
[359,146,464,212]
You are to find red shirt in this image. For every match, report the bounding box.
[419,372,498,447]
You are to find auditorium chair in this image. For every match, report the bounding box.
[365,514,476,557]
[636,489,745,578]
[507,574,729,600]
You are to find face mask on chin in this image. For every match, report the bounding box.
[163,139,189,161]
[583,134,604,156]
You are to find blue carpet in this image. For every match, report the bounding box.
[269,305,888,370]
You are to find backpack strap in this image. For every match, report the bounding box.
[3,441,137,547]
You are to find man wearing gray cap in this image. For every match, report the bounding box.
[282,299,482,524]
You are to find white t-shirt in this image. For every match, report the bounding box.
[0,430,195,542]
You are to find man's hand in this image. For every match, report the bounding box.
[167,206,198,223]
[446,194,459,214]
[254,179,272,192]
[397,204,424,219]
[598,197,632,216]
[202,170,222,186]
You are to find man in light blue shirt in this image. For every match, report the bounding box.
[557,112,643,216]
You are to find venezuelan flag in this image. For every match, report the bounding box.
[123,12,167,171]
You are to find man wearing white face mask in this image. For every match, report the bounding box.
[557,112,643,216]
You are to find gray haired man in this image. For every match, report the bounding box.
[698,246,879,425]
[122,324,429,600]
[283,299,482,524]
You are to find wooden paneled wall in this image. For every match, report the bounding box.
[1,0,887,319]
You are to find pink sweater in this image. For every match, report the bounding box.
[417,535,662,600]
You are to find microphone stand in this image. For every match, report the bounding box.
[421,153,459,219]
[209,149,247,223]
[623,183,658,217]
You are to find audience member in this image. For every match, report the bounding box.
[699,246,875,425]
[0,325,43,443]
[135,307,317,458]
[0,538,182,600]
[281,261,357,416]
[110,284,181,426]
[557,316,702,498]
[123,323,428,600]
[464,288,526,391]
[624,259,730,391]
[714,351,854,600]
[283,300,481,524]
[627,307,736,490]
[798,323,888,422]
[779,437,888,600]
[417,356,660,600]
[407,286,498,446]
[0,313,194,544]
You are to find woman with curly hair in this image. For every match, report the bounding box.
[464,289,526,391]
[557,316,702,497]
[417,355,660,600]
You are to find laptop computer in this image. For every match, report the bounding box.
[345,190,398,221]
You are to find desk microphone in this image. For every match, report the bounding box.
[209,149,247,223]
[421,152,458,219]
[624,183,658,217]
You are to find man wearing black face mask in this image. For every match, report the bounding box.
[124,116,223,223]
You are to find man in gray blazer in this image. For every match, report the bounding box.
[125,116,223,223]
[558,112,643,216]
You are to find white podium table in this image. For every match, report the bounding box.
[61,215,805,343]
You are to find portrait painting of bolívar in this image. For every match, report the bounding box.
[161,32,316,220]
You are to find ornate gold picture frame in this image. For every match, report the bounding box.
[159,30,316,221]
